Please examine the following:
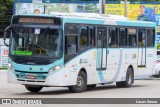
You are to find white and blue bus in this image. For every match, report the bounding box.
[3,13,156,93]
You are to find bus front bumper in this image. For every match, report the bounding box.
[7,69,70,87]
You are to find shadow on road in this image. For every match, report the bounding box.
[12,84,146,96]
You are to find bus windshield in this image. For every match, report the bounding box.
[10,27,63,58]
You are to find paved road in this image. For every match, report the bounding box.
[0,70,160,107]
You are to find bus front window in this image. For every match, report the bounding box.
[11,27,63,58]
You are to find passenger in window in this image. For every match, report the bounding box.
[90,28,95,47]
[119,30,127,46]
[97,35,102,47]
[129,34,136,46]
[138,31,143,47]
[131,38,136,46]
[80,35,87,49]
[68,36,77,54]
[109,29,118,47]
[90,36,95,46]
[147,30,154,47]
[142,33,146,46]
[79,27,88,51]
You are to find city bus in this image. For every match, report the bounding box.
[3,13,156,93]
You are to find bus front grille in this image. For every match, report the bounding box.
[15,70,48,81]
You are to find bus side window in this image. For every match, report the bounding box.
[64,24,78,54]
[108,27,118,47]
[79,26,89,51]
[89,27,95,47]
[67,36,77,54]
[119,28,127,47]
[138,29,146,47]
[128,28,137,47]
[147,29,155,47]
[97,30,102,48]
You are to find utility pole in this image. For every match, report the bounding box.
[99,0,106,14]
[124,0,128,17]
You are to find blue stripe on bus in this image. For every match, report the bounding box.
[116,21,156,27]
[98,71,106,83]
[63,18,105,25]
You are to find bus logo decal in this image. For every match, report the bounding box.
[132,54,136,59]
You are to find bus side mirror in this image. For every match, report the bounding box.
[3,26,11,47]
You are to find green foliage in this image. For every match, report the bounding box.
[157,44,160,50]
[0,0,13,37]
[0,1,6,17]
[0,0,13,18]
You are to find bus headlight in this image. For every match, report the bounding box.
[8,63,15,72]
[49,65,61,74]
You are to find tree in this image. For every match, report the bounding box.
[0,0,13,18]
[0,0,13,37]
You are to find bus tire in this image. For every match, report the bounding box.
[25,85,43,92]
[122,67,133,87]
[116,67,133,88]
[68,71,87,93]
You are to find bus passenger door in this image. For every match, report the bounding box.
[96,27,107,71]
[138,29,146,67]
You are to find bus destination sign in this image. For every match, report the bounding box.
[12,16,61,25]
[19,18,54,24]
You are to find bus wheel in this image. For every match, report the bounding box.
[123,67,133,87]
[25,85,43,92]
[116,67,133,88]
[69,71,87,93]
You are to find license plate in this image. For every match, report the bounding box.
[26,75,36,79]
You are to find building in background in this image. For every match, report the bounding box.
[13,0,160,22]
[13,0,160,35]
